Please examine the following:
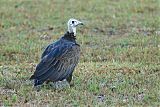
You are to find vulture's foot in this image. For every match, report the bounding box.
[33,85,41,92]
[69,80,74,87]
[49,79,70,90]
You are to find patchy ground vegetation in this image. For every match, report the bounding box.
[0,0,160,106]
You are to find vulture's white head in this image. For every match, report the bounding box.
[67,18,83,35]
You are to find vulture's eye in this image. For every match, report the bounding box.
[72,21,75,24]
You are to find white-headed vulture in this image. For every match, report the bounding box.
[30,18,83,87]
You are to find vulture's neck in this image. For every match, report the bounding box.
[63,31,76,42]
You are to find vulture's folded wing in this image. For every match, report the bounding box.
[31,42,80,84]
[41,40,60,59]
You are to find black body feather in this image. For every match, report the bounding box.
[30,32,80,86]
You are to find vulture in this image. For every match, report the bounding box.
[30,18,83,88]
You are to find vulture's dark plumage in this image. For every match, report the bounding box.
[30,18,83,87]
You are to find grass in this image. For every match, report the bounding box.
[0,0,160,106]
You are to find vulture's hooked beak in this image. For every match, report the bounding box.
[76,21,84,26]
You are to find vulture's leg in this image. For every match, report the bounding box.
[66,74,74,87]
[66,74,72,83]
[33,79,43,91]
[49,80,70,89]
[34,85,41,92]
[49,82,58,89]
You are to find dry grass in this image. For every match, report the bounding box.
[0,0,160,106]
